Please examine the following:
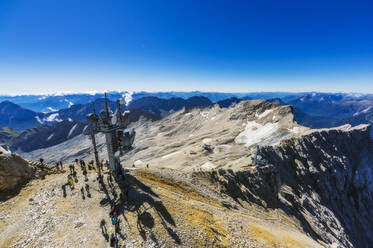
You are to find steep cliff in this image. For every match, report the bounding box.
[203,124,373,247]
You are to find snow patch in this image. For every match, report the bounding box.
[45,113,62,122]
[353,106,372,116]
[47,107,57,112]
[82,125,88,134]
[67,124,78,138]
[134,160,144,166]
[0,145,11,155]
[64,99,74,108]
[289,126,301,134]
[35,116,43,124]
[68,118,73,122]
[235,121,280,147]
[202,138,212,144]
[201,162,216,170]
[255,109,273,119]
[47,134,54,141]
[200,112,209,118]
[162,151,181,159]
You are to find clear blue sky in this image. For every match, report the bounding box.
[0,0,373,94]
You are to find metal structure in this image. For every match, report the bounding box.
[84,93,136,175]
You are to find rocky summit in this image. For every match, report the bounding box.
[1,100,372,247]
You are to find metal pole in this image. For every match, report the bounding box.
[90,133,101,176]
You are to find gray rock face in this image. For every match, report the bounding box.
[200,124,373,247]
[0,151,33,193]
[256,124,373,247]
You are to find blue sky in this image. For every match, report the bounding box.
[0,0,373,94]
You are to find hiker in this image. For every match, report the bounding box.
[81,187,85,200]
[69,177,74,190]
[81,160,86,171]
[100,219,109,241]
[111,215,118,226]
[69,164,74,174]
[98,175,104,190]
[55,162,59,170]
[88,160,93,170]
[114,217,120,233]
[98,174,104,185]
[85,184,91,197]
[39,158,44,171]
[109,206,115,217]
[109,233,118,247]
[83,169,88,181]
[61,184,67,197]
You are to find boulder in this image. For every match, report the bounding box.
[0,151,34,193]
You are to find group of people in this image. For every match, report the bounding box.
[100,219,119,247]
[96,169,131,247]
[57,157,130,246]
[54,161,64,171]
[61,158,101,198]
[80,183,91,199]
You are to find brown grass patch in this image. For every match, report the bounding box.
[248,224,305,248]
[135,169,223,209]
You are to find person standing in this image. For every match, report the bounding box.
[61,184,67,197]
[80,187,85,200]
[85,183,91,197]
[83,169,88,181]
[69,177,74,190]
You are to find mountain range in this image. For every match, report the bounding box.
[1,91,373,153]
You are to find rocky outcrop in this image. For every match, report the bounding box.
[196,123,373,247]
[233,125,372,247]
[260,124,373,247]
[0,149,34,195]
